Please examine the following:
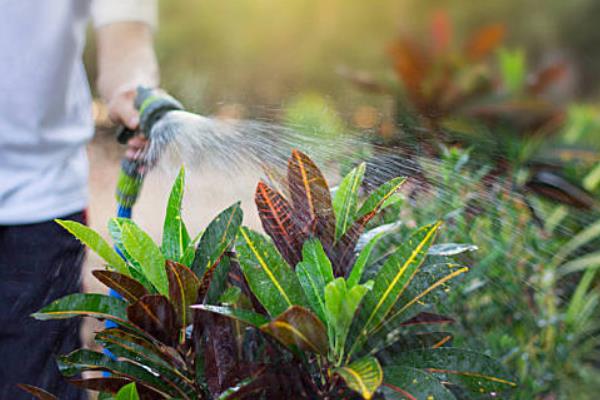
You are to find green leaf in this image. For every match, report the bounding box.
[58,349,176,397]
[108,218,158,292]
[374,332,453,360]
[348,232,386,288]
[334,356,383,400]
[566,268,598,325]
[166,260,201,327]
[334,163,366,240]
[356,177,406,221]
[192,202,243,277]
[191,304,270,327]
[332,178,406,274]
[32,293,134,330]
[383,263,470,326]
[100,331,195,397]
[551,218,600,268]
[122,221,168,296]
[162,167,191,262]
[115,383,139,400]
[362,312,455,358]
[392,348,517,393]
[296,240,334,323]
[382,366,455,400]
[56,219,128,275]
[498,48,526,94]
[95,329,180,372]
[180,230,203,267]
[236,227,307,316]
[260,305,329,356]
[204,255,233,304]
[348,222,441,357]
[218,286,242,305]
[325,278,371,360]
[559,250,600,275]
[428,243,478,256]
[67,377,143,395]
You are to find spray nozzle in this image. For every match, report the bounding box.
[116,86,184,144]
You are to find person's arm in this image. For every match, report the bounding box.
[92,0,159,157]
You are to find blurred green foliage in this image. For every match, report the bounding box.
[370,147,600,398]
[282,93,346,139]
[84,0,600,116]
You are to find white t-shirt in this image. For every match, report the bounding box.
[0,0,157,225]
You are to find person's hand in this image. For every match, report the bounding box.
[107,88,148,160]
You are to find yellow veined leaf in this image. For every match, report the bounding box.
[260,305,329,356]
[334,356,383,400]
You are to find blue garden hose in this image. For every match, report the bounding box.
[104,86,184,360]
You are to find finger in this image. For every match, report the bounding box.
[128,135,148,148]
[126,149,138,159]
[108,90,139,129]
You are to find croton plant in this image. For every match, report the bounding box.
[29,150,516,399]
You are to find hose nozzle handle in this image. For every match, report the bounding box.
[116,125,137,145]
[115,86,184,144]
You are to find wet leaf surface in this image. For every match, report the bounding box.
[260,305,329,356]
[255,181,304,266]
[93,270,149,304]
[127,295,181,347]
[192,202,243,277]
[236,227,307,316]
[166,260,201,327]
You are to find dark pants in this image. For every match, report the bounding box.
[0,212,87,400]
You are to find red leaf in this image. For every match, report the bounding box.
[387,38,429,105]
[465,23,505,61]
[256,181,304,266]
[431,10,452,55]
[287,150,336,247]
[201,312,240,396]
[331,214,370,276]
[526,170,596,210]
[528,62,567,95]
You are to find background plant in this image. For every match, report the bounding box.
[370,146,600,399]
[341,12,599,214]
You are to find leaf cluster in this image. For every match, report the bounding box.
[31,152,515,399]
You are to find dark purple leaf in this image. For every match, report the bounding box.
[127,295,180,347]
[93,270,149,304]
[16,385,57,400]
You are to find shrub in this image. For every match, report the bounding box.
[370,146,600,398]
[31,151,515,399]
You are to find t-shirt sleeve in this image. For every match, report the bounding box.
[91,0,158,29]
